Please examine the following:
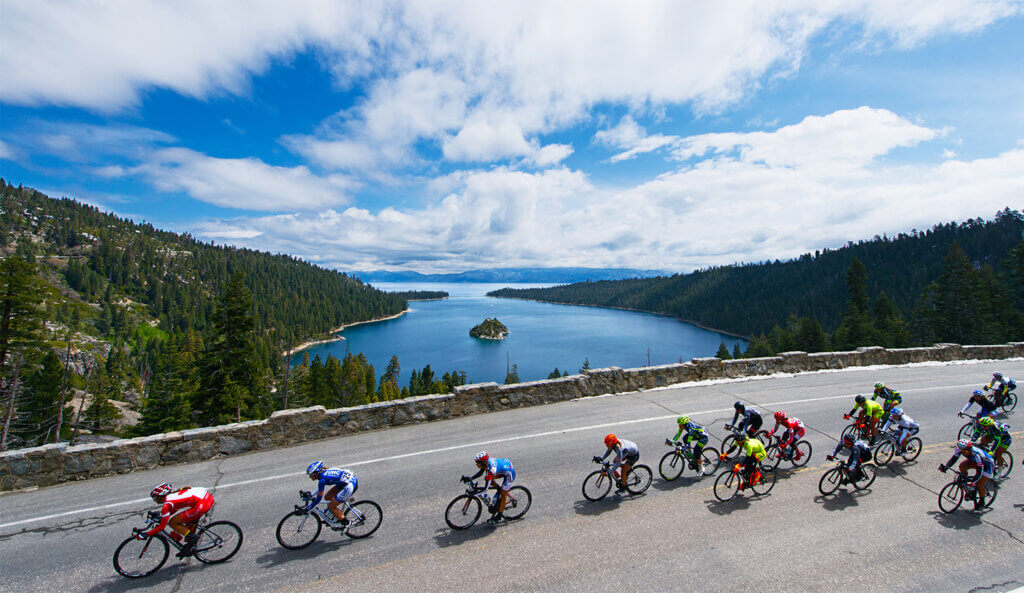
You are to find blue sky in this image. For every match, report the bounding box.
[1,2,1023,273]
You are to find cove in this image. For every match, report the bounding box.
[291,282,747,385]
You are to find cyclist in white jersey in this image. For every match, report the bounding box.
[594,434,639,492]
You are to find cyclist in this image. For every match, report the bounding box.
[845,395,884,444]
[594,434,639,494]
[879,407,919,453]
[959,389,998,420]
[726,402,763,439]
[827,433,872,481]
[872,382,903,420]
[768,411,806,461]
[464,451,515,524]
[138,483,214,558]
[305,460,357,528]
[721,432,767,485]
[984,371,1016,407]
[939,439,995,510]
[669,416,709,470]
[974,416,1012,471]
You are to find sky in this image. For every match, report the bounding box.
[1,1,1023,274]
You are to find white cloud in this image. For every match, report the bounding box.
[0,139,15,161]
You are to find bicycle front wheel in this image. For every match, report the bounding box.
[582,470,612,501]
[625,465,652,495]
[502,486,532,520]
[345,501,383,539]
[1001,393,1017,413]
[720,435,738,459]
[713,469,739,502]
[818,467,842,496]
[276,511,322,550]
[791,441,812,468]
[938,482,964,513]
[957,422,975,440]
[659,451,685,481]
[113,534,169,578]
[996,451,1014,480]
[852,464,876,490]
[874,441,895,466]
[445,495,481,530]
[900,437,923,462]
[763,445,782,470]
[699,448,721,477]
[840,423,857,442]
[751,468,777,495]
[193,521,243,564]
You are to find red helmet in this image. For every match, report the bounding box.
[474,451,489,465]
[774,411,787,422]
[151,482,173,500]
[604,434,618,448]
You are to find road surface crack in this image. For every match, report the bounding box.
[967,580,1020,593]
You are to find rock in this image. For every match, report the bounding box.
[216,436,252,455]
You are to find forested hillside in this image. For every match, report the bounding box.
[0,182,449,448]
[491,209,1024,353]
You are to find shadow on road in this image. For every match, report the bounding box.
[929,510,983,530]
[572,496,625,517]
[1014,503,1024,514]
[651,475,706,492]
[814,489,869,511]
[432,523,501,547]
[876,461,919,478]
[255,536,357,568]
[87,562,186,593]
[704,496,751,515]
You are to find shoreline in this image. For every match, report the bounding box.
[284,309,410,357]
[487,295,750,340]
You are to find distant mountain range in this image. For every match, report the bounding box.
[356,267,663,284]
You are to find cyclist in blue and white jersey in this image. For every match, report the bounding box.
[464,452,515,524]
[595,434,639,493]
[305,461,358,527]
[880,407,919,453]
[939,440,995,510]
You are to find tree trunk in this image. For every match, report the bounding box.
[1,349,24,450]
[71,363,93,445]
[52,331,73,443]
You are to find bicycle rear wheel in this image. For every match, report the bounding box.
[996,451,1014,480]
[979,484,998,509]
[874,441,895,466]
[791,441,812,467]
[818,467,842,496]
[276,511,322,550]
[751,468,776,495]
[699,448,721,477]
[582,470,612,501]
[938,482,964,513]
[113,534,169,578]
[763,445,782,470]
[659,451,684,481]
[445,494,481,530]
[193,521,243,564]
[345,501,382,539]
[900,437,923,462]
[501,486,532,520]
[713,469,739,502]
[625,465,652,495]
[1001,393,1017,413]
[852,464,876,490]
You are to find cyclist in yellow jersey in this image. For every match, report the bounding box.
[845,394,884,444]
[722,433,767,486]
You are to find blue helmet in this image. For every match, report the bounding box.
[972,389,984,397]
[890,407,903,418]
[306,460,324,476]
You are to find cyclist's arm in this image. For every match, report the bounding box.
[880,417,893,433]
[960,401,973,414]
[469,467,486,480]
[729,410,740,427]
[671,427,684,442]
[146,503,175,537]
[769,421,780,435]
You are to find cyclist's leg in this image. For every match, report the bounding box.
[497,471,514,514]
[326,484,354,522]
[994,446,1007,468]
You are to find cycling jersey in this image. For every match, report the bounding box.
[741,438,767,461]
[308,468,357,509]
[731,409,763,434]
[873,387,902,407]
[979,423,1012,449]
[772,417,804,435]
[147,487,214,537]
[832,440,871,470]
[881,415,919,434]
[961,394,997,417]
[672,421,709,445]
[945,445,995,479]
[856,400,884,418]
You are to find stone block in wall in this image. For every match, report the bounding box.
[689,357,724,381]
[962,344,1014,360]
[932,344,963,361]
[452,382,500,416]
[856,346,886,366]
[581,367,626,397]
[778,352,808,373]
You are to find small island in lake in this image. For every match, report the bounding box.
[470,318,509,340]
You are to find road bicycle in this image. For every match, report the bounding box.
[817,458,877,495]
[873,428,923,466]
[658,438,720,480]
[937,468,997,513]
[444,478,531,530]
[582,459,653,501]
[720,426,771,460]
[956,413,987,440]
[986,385,1017,413]
[977,442,1015,481]
[840,416,871,442]
[113,508,242,578]
[712,459,776,501]
[762,434,813,470]
[276,490,383,549]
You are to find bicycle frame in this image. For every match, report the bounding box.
[134,508,213,550]
[296,490,364,530]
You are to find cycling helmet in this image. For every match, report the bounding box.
[306,460,324,476]
[889,407,903,418]
[841,434,855,447]
[956,439,972,452]
[874,382,885,390]
[734,401,745,412]
[734,432,747,442]
[855,394,866,404]
[979,417,996,428]
[677,415,689,426]
[1009,380,1017,389]
[474,451,489,464]
[604,434,619,448]
[774,411,787,422]
[151,482,173,500]
[993,371,1003,379]
[972,389,984,397]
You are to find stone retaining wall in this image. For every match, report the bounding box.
[3,342,1022,491]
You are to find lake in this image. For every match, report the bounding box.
[291,282,747,384]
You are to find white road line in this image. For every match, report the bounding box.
[0,380,989,531]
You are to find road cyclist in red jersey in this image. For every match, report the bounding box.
[137,483,215,558]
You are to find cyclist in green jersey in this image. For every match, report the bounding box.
[975,416,1012,470]
[722,433,767,484]
[669,416,709,470]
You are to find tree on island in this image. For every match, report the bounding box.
[469,317,508,339]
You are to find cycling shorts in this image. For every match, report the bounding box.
[618,450,639,466]
[496,468,516,491]
[980,459,994,479]
[782,428,805,443]
[178,492,214,523]
[331,478,358,503]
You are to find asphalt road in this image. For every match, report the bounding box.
[2,360,1023,593]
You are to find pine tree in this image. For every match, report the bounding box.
[716,341,731,359]
[504,363,520,385]
[833,258,876,350]
[872,291,911,347]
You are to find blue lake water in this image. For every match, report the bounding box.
[292,283,747,384]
